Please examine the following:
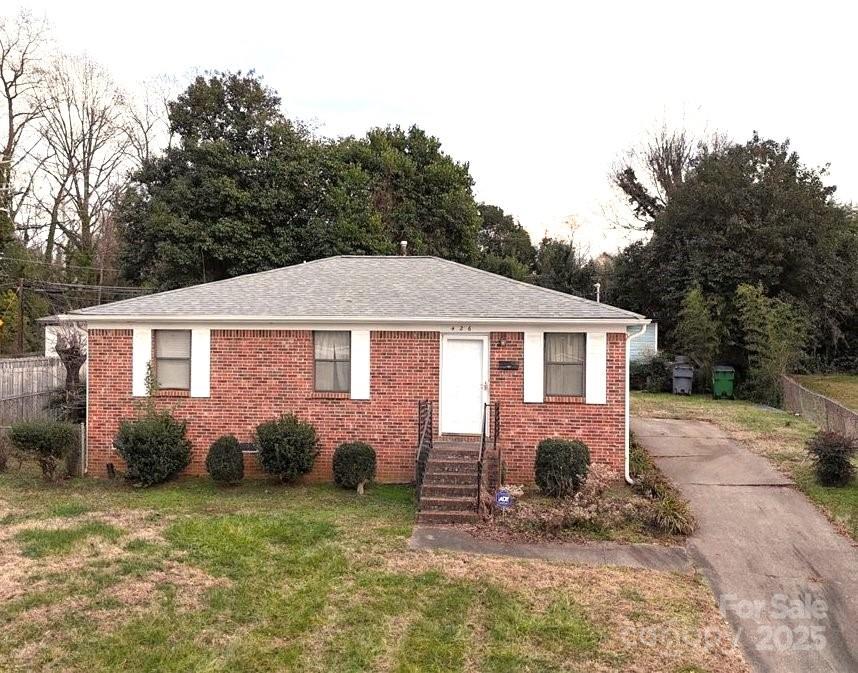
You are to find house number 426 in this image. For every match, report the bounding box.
[450,325,472,332]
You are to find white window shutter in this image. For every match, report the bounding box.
[190,328,211,397]
[132,327,152,397]
[523,330,544,403]
[350,330,370,400]
[585,332,607,404]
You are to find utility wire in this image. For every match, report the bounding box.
[0,254,123,273]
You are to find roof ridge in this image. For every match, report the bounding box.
[428,257,643,318]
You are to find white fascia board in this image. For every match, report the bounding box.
[79,316,651,332]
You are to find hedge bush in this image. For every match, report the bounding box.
[114,412,191,487]
[9,420,78,481]
[205,434,244,485]
[332,442,376,494]
[534,438,591,498]
[256,414,319,482]
[807,431,856,487]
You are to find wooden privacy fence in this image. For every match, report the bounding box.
[781,375,858,438]
[0,356,65,425]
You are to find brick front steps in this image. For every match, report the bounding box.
[417,438,480,524]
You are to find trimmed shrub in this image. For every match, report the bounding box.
[534,438,590,498]
[114,412,191,487]
[9,420,78,481]
[256,414,319,482]
[630,353,673,393]
[205,434,244,485]
[332,442,376,494]
[807,431,856,487]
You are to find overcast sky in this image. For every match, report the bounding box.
[24,0,858,256]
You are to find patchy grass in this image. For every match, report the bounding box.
[0,465,748,673]
[632,392,858,539]
[795,373,858,411]
[15,521,123,558]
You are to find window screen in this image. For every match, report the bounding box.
[544,333,585,396]
[314,331,350,392]
[155,330,191,390]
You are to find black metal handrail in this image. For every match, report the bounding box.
[415,400,433,490]
[477,402,500,516]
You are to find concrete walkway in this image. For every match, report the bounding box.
[409,525,691,571]
[633,417,858,673]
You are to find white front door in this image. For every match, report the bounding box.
[440,336,488,434]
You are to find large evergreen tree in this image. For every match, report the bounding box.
[612,133,858,365]
[119,74,487,288]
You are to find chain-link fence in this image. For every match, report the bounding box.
[781,375,858,438]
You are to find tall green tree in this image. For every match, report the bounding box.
[336,125,482,263]
[533,237,597,299]
[673,286,721,387]
[611,133,858,366]
[118,75,489,288]
[476,203,535,279]
[735,284,809,404]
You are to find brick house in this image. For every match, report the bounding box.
[65,256,648,519]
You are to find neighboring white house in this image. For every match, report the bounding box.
[628,322,658,362]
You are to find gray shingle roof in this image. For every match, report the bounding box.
[72,256,644,321]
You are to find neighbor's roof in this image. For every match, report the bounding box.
[71,256,645,322]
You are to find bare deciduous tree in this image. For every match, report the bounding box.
[610,123,728,230]
[125,75,175,168]
[37,54,130,264]
[0,10,50,233]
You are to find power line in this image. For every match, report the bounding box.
[0,254,122,273]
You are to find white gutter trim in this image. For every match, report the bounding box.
[625,323,648,485]
[59,313,649,326]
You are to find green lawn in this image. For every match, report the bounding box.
[794,373,858,411]
[0,467,746,673]
[632,392,858,539]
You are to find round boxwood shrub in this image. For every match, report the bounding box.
[807,431,856,487]
[256,414,319,482]
[205,434,244,485]
[534,438,591,498]
[114,411,191,487]
[9,420,78,481]
[333,442,376,494]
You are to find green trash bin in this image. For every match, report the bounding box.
[712,366,735,399]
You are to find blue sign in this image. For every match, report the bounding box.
[495,488,513,510]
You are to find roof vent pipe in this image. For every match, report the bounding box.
[399,241,408,256]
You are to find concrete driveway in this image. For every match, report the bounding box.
[633,417,858,673]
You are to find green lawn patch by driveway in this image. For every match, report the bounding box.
[0,467,747,673]
[794,373,858,411]
[632,392,858,540]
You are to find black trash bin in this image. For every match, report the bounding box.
[672,361,694,395]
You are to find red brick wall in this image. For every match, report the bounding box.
[488,332,627,482]
[87,328,627,483]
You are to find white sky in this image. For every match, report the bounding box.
[23,0,858,256]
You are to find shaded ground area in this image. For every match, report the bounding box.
[795,373,858,412]
[633,417,858,673]
[0,466,747,673]
[409,525,690,571]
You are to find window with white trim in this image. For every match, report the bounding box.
[544,333,585,396]
[314,331,351,392]
[154,330,191,390]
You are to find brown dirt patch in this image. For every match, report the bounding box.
[110,561,230,612]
